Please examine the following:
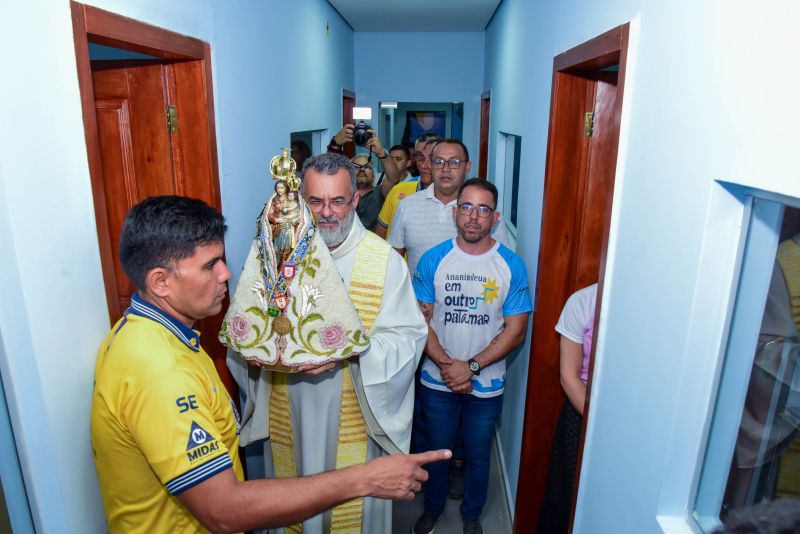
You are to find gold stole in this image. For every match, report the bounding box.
[777,239,800,331]
[269,232,390,533]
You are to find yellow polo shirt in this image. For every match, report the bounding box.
[91,294,243,533]
[376,179,422,236]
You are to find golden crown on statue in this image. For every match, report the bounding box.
[270,147,301,191]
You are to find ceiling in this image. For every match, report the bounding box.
[327,0,502,32]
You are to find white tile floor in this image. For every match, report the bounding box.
[392,440,512,534]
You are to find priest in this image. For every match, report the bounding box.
[227,152,427,533]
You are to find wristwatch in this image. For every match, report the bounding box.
[327,137,344,154]
[467,358,481,375]
[377,150,388,160]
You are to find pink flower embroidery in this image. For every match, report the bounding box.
[318,323,347,350]
[229,314,251,342]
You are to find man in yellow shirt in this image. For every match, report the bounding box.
[375,134,442,239]
[91,195,450,533]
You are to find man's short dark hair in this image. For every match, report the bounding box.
[431,138,469,162]
[416,134,443,149]
[300,152,356,195]
[119,196,227,290]
[458,178,498,209]
[389,145,410,158]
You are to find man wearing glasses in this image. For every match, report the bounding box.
[375,134,443,239]
[411,179,531,534]
[327,124,404,231]
[388,139,510,490]
[388,139,510,285]
[231,152,428,534]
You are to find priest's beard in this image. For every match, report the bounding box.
[317,209,355,249]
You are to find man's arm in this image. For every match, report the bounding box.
[179,449,451,533]
[440,313,529,393]
[559,336,586,414]
[386,199,407,256]
[328,124,354,153]
[375,223,388,239]
[366,133,402,197]
[417,299,464,389]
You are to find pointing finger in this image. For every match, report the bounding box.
[411,449,452,467]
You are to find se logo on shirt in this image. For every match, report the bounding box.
[176,395,198,413]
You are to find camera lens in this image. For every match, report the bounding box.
[353,121,371,147]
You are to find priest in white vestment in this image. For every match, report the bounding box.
[228,152,427,534]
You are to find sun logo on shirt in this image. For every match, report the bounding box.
[481,278,499,304]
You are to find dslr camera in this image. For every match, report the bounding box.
[351,107,373,147]
[352,121,372,147]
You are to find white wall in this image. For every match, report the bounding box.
[485,0,800,531]
[353,32,485,167]
[0,0,353,531]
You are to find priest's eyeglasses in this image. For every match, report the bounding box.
[307,197,354,212]
[431,158,465,169]
[457,203,494,218]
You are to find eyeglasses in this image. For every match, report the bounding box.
[413,153,427,163]
[457,203,494,218]
[352,152,373,170]
[307,197,354,212]
[431,158,465,169]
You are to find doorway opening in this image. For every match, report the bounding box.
[514,23,630,533]
[70,2,236,398]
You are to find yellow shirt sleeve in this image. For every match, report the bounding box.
[377,187,399,229]
[123,367,233,495]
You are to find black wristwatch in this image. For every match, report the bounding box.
[468,358,481,375]
[327,137,344,154]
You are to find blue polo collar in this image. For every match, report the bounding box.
[127,293,201,352]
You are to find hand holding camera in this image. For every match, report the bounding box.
[333,124,355,147]
[334,122,379,149]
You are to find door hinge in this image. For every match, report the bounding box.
[584,112,594,137]
[166,105,178,133]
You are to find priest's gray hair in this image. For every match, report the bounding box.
[300,153,356,195]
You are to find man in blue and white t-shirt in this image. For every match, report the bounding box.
[412,178,531,534]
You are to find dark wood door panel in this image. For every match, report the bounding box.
[95,98,137,321]
[576,73,618,290]
[479,96,490,179]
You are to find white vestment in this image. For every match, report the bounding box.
[228,217,427,534]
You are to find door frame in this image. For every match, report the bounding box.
[479,90,491,180]
[513,23,629,533]
[70,1,223,322]
[342,89,356,158]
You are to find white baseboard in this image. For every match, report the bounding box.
[494,429,515,522]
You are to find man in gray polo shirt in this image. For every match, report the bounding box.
[387,139,509,275]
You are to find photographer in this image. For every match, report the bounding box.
[327,123,404,231]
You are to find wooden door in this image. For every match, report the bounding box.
[342,92,355,158]
[93,60,177,320]
[479,93,490,179]
[514,25,629,533]
[91,58,230,390]
[72,0,235,399]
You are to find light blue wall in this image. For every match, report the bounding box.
[485,0,800,531]
[353,32,485,169]
[211,1,354,277]
[0,0,352,531]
